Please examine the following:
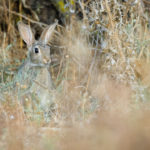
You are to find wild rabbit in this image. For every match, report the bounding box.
[0,21,57,115]
[16,21,57,110]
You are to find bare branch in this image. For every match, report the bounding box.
[0,5,47,27]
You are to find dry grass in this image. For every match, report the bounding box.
[0,0,150,149]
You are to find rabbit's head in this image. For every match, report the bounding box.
[18,21,57,67]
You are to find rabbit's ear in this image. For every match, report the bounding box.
[40,21,57,44]
[18,21,35,46]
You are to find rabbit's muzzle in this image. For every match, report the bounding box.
[43,57,51,65]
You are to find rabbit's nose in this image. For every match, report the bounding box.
[43,57,51,64]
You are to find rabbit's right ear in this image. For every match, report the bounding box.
[18,21,35,47]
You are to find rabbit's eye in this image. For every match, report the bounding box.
[34,47,39,54]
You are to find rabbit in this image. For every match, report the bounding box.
[1,21,58,114]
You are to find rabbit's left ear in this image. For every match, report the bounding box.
[40,21,57,45]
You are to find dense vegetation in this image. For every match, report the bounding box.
[0,0,150,149]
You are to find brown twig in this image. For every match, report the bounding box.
[33,79,55,93]
[0,5,47,27]
[143,0,150,5]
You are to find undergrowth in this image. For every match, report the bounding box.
[0,0,150,150]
